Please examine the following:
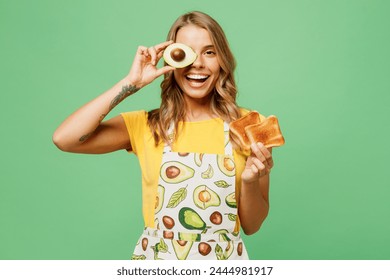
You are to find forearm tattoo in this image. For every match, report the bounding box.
[79,132,92,142]
[79,114,106,142]
[79,85,139,142]
[99,113,107,122]
[109,84,139,110]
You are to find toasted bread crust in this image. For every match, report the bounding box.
[230,112,285,151]
[244,115,285,148]
[229,111,261,151]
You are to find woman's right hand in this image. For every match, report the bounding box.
[127,40,175,88]
[53,41,175,154]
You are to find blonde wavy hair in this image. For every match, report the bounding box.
[148,11,242,146]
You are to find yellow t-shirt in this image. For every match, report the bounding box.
[120,109,265,230]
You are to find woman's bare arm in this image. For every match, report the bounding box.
[52,41,174,154]
[239,143,273,235]
[52,78,138,153]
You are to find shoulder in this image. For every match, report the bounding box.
[120,110,154,154]
[120,110,149,138]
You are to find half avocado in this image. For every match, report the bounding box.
[179,207,207,231]
[225,192,237,208]
[215,241,234,260]
[217,155,235,177]
[160,161,195,184]
[193,185,220,210]
[194,153,204,167]
[163,43,197,68]
[155,185,165,214]
[172,240,193,260]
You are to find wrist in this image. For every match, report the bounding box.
[108,79,140,111]
[124,75,143,90]
[122,78,141,95]
[241,178,258,186]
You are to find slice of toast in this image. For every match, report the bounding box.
[229,111,261,151]
[244,115,285,148]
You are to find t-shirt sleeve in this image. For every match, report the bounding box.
[120,110,148,155]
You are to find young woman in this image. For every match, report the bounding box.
[53,11,273,260]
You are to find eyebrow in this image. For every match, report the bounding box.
[203,45,215,49]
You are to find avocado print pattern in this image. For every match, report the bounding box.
[225,193,237,208]
[160,161,195,184]
[155,185,165,214]
[194,153,204,167]
[178,207,210,232]
[193,185,220,209]
[217,155,235,177]
[201,164,214,179]
[131,122,249,260]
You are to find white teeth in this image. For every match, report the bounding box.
[186,74,209,80]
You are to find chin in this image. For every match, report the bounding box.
[183,87,215,101]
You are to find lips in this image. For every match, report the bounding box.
[185,74,209,83]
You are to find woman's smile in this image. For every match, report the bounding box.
[173,25,221,102]
[185,73,210,87]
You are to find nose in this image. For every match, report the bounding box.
[191,53,204,68]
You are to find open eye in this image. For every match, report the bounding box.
[204,50,216,56]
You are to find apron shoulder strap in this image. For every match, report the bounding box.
[163,122,175,153]
[223,121,233,156]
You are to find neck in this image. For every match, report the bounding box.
[185,109,217,122]
[183,95,217,121]
[184,95,217,121]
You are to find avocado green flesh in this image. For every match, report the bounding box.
[179,207,206,230]
[172,240,193,260]
[225,192,237,208]
[214,229,231,241]
[179,232,201,242]
[224,241,234,259]
[194,153,203,167]
[155,185,165,214]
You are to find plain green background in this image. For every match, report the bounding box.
[1,0,389,259]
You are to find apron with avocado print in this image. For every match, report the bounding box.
[131,122,248,260]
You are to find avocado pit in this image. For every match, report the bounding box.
[198,190,211,203]
[237,242,243,256]
[170,48,186,62]
[163,230,174,239]
[141,238,148,251]
[210,211,222,225]
[162,215,175,229]
[177,240,187,246]
[166,166,180,179]
[224,158,235,171]
[198,242,211,256]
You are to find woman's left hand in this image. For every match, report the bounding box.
[241,142,273,183]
